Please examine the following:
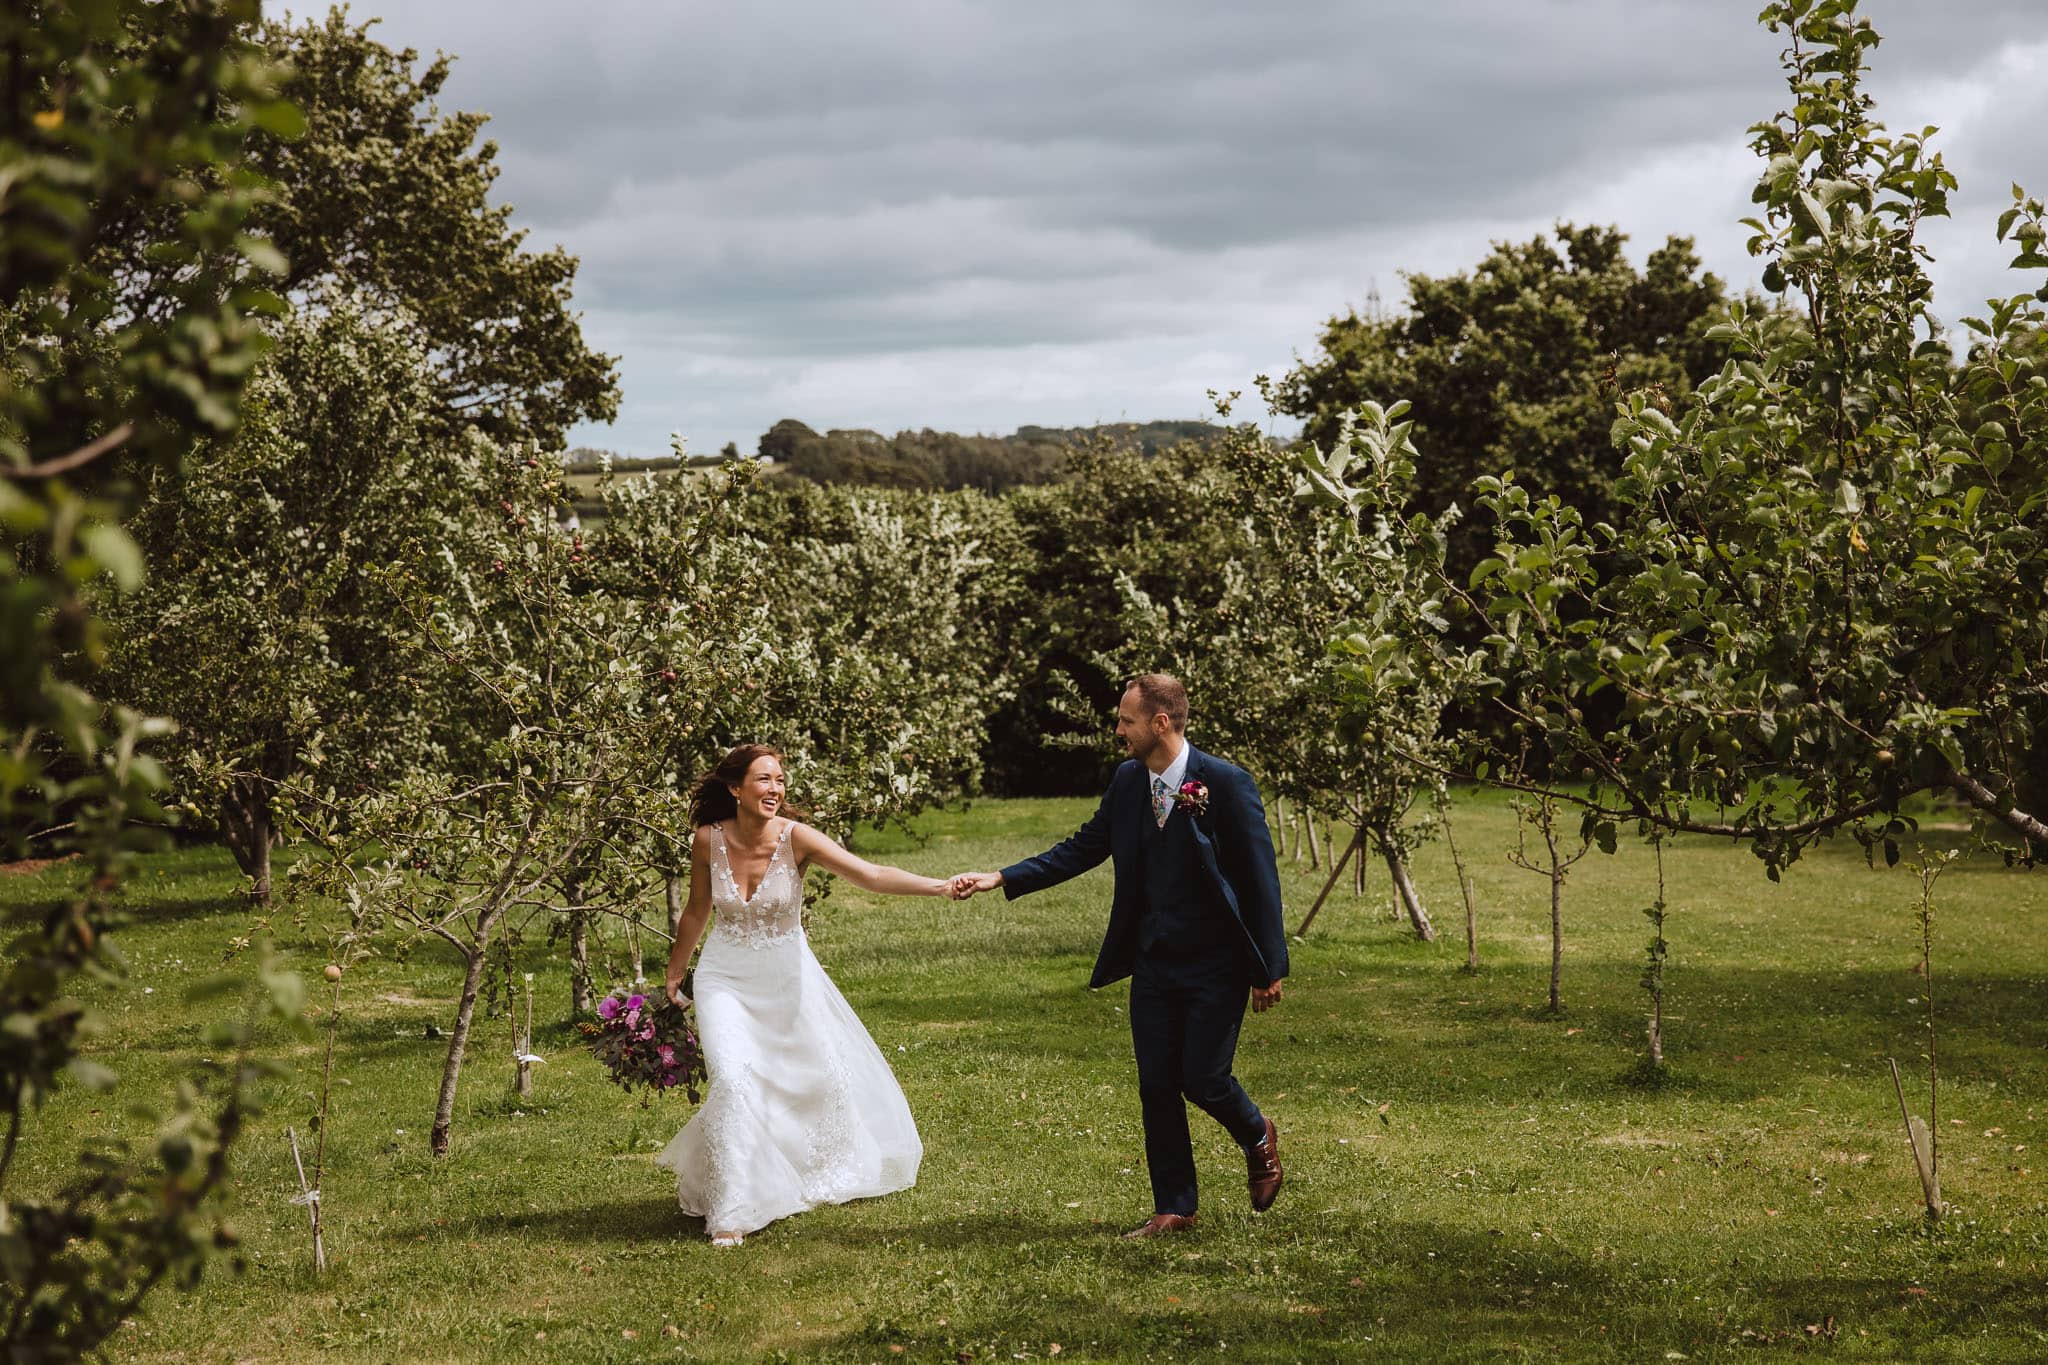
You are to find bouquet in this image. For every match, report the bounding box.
[581,988,707,1101]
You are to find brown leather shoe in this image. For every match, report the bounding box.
[1246,1116,1283,1212]
[1121,1212,1197,1240]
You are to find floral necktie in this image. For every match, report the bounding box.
[1151,774,1172,828]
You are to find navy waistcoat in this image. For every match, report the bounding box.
[1140,805,1233,957]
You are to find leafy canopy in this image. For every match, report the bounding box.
[1277,225,1731,581]
[1301,0,2048,873]
[247,8,619,447]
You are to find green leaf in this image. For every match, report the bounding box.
[67,1057,118,1091]
[1961,484,1985,523]
[183,973,245,1005]
[247,98,308,140]
[236,233,288,277]
[80,522,145,590]
[1791,190,1830,239]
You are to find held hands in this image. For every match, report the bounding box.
[943,871,1002,900]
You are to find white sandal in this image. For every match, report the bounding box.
[709,1230,745,1248]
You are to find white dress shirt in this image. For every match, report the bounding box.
[1149,740,1191,824]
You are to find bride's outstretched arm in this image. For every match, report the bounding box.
[664,836,716,1004]
[790,823,950,898]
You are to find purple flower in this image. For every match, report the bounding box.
[624,1007,641,1029]
[638,1023,656,1041]
[596,996,621,1020]
[657,1044,676,1065]
[625,993,646,1012]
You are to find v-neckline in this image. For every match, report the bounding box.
[721,820,786,906]
[1146,753,1193,829]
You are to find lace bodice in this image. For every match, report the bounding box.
[658,814,921,1236]
[707,821,805,950]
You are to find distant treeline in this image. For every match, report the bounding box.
[565,419,1231,492]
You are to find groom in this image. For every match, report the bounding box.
[955,673,1287,1238]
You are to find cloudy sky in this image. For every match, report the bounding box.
[328,1,2048,457]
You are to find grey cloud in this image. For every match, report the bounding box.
[330,0,2048,452]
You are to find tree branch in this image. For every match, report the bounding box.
[1392,742,1899,841]
[1945,770,2048,845]
[13,423,135,479]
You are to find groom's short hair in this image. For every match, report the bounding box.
[1126,673,1188,732]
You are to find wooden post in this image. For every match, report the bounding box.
[1889,1057,1942,1218]
[307,969,341,1270]
[515,973,536,1099]
[287,1126,325,1272]
[1293,826,1367,938]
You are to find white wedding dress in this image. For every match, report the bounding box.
[656,820,921,1236]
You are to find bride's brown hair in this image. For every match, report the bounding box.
[688,743,792,827]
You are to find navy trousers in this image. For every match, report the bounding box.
[1129,947,1266,1216]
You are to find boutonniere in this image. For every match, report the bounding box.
[1173,780,1209,817]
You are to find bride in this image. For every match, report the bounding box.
[658,742,954,1245]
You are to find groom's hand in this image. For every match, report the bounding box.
[946,871,1002,899]
[1250,981,1283,1013]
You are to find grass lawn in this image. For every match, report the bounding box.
[5,790,2045,1362]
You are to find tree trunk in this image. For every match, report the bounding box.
[1381,835,1436,941]
[220,779,273,904]
[566,890,591,1020]
[1304,809,1322,870]
[558,853,598,1017]
[627,901,645,987]
[665,872,685,933]
[1354,823,1366,896]
[1436,791,1479,970]
[430,910,499,1156]
[1548,869,1564,1013]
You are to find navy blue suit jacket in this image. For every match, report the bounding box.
[999,746,1289,990]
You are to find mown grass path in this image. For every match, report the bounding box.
[6,791,2045,1361]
